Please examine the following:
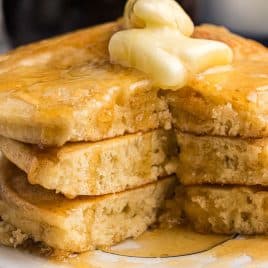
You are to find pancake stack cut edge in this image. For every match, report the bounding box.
[170,25,268,234]
[0,19,268,254]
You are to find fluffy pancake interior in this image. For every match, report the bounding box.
[0,158,176,252]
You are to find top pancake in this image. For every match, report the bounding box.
[0,22,170,146]
[0,23,267,145]
[167,25,268,138]
[167,60,268,137]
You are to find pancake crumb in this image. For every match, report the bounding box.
[0,218,29,247]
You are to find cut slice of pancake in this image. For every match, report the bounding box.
[0,22,171,146]
[176,132,268,186]
[180,185,268,235]
[0,159,176,252]
[167,25,268,138]
[0,130,178,198]
[166,59,268,138]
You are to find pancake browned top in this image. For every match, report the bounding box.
[0,22,170,146]
[0,22,268,145]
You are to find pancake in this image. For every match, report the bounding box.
[180,185,268,235]
[0,130,178,198]
[0,158,176,252]
[193,24,268,62]
[166,59,268,138]
[0,22,267,145]
[167,24,268,138]
[176,132,268,186]
[0,22,171,146]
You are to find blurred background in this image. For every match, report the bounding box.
[0,0,267,53]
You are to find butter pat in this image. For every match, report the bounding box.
[124,0,194,36]
[109,0,233,90]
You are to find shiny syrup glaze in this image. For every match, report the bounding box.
[105,226,232,258]
[63,228,268,267]
[9,224,268,267]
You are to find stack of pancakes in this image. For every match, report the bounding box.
[0,22,179,252]
[167,25,268,234]
[0,20,267,253]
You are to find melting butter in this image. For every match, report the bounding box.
[109,0,233,90]
[124,0,194,35]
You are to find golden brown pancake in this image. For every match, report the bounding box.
[176,131,268,186]
[0,158,176,252]
[0,22,267,145]
[167,59,268,138]
[0,130,178,198]
[0,22,171,146]
[179,184,268,234]
[166,25,268,138]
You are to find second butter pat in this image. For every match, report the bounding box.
[109,0,233,90]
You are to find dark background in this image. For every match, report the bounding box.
[1,0,267,48]
[2,0,195,47]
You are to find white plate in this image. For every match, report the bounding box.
[1,239,268,268]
